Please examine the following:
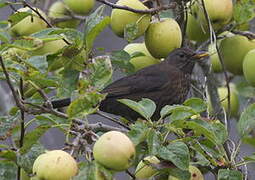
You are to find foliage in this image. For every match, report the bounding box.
[0,0,255,179]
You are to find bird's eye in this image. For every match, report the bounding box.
[179,54,185,58]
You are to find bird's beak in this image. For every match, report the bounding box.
[192,51,210,59]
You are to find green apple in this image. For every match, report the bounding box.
[209,85,239,117]
[32,150,78,180]
[168,166,204,180]
[93,131,135,171]
[219,35,255,75]
[48,1,80,28]
[135,156,160,179]
[10,7,48,36]
[243,49,255,86]
[64,0,95,15]
[124,43,160,71]
[145,18,182,58]
[208,43,222,73]
[31,39,67,56]
[193,0,233,31]
[110,0,151,38]
[186,13,209,43]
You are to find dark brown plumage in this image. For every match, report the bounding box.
[99,48,208,121]
[51,48,208,121]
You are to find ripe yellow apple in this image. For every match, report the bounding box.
[135,156,160,179]
[209,85,239,117]
[208,43,222,73]
[32,150,78,180]
[168,166,204,180]
[145,18,182,58]
[219,35,255,75]
[31,39,67,56]
[110,0,151,39]
[193,0,233,31]
[186,13,209,43]
[48,1,80,28]
[93,131,135,171]
[124,43,160,71]
[64,0,95,15]
[243,49,255,86]
[10,7,48,36]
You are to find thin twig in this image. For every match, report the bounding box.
[0,56,24,110]
[200,0,232,162]
[231,30,255,40]
[96,111,130,130]
[89,122,128,132]
[22,1,71,45]
[96,0,176,14]
[17,78,25,180]
[126,170,136,179]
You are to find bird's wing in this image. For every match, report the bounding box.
[101,64,181,98]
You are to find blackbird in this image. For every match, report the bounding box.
[51,48,208,121]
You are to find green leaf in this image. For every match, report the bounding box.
[0,149,16,162]
[118,98,156,120]
[124,22,139,42]
[237,103,255,137]
[0,0,7,8]
[17,143,45,174]
[236,81,255,98]
[168,168,191,180]
[244,153,255,162]
[58,68,79,97]
[87,56,112,90]
[84,5,110,50]
[218,169,243,180]
[95,163,114,180]
[242,136,255,146]
[159,9,174,19]
[210,121,228,145]
[34,114,69,127]
[0,160,17,180]
[158,142,190,170]
[183,98,207,113]
[0,31,11,43]
[127,121,150,145]
[191,142,221,167]
[0,112,19,141]
[8,11,31,26]
[0,21,10,29]
[67,91,105,118]
[74,161,96,180]
[20,125,51,154]
[110,50,135,73]
[24,73,59,89]
[27,56,48,74]
[147,129,161,155]
[74,161,113,180]
[193,152,211,166]
[9,38,43,51]
[61,46,86,72]
[233,0,255,25]
[173,119,225,145]
[160,105,196,120]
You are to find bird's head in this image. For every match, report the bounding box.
[166,48,209,74]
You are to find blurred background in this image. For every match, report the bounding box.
[1,0,255,179]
